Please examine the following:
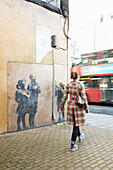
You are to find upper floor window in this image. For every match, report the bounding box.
[41,0,60,8]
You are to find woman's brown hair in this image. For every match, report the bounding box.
[71,71,79,80]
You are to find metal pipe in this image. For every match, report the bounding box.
[52,48,55,120]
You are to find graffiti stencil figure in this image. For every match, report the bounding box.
[15,79,29,131]
[27,74,41,127]
[55,82,65,121]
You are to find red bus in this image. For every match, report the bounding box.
[71,49,113,103]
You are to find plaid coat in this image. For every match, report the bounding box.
[60,80,88,126]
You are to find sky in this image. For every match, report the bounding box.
[69,0,113,54]
[69,0,113,28]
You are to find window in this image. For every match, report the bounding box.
[42,0,60,8]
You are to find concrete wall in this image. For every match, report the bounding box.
[0,0,68,133]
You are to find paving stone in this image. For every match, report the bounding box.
[0,113,113,169]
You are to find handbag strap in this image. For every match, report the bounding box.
[77,82,84,101]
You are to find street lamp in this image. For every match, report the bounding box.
[90,21,96,51]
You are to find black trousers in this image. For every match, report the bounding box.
[71,109,81,142]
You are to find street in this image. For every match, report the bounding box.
[89,103,113,115]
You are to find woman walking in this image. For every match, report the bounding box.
[60,71,89,151]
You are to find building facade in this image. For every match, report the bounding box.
[0,0,69,133]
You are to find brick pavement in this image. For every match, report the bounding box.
[0,113,113,170]
[86,113,113,131]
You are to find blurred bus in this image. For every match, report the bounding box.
[71,49,113,103]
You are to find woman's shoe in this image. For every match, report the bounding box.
[70,144,78,151]
[79,133,85,142]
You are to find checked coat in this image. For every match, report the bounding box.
[60,80,88,126]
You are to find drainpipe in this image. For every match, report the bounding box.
[51,35,57,120]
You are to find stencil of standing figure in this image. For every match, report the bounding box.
[27,74,41,127]
[55,82,65,121]
[15,79,29,131]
